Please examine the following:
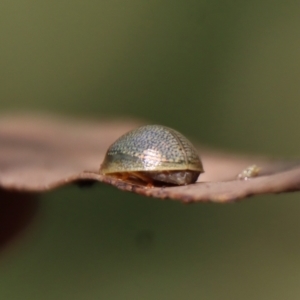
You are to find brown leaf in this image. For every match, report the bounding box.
[0,114,298,203]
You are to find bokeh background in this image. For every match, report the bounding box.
[1,1,300,299]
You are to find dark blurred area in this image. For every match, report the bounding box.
[1,1,300,299]
[0,190,38,251]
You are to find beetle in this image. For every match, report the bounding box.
[100,125,204,186]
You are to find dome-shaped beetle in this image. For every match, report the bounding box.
[100,125,204,186]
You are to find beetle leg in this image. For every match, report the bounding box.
[130,172,154,188]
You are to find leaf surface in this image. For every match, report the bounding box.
[0,114,298,203]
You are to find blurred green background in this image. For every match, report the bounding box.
[1,1,300,299]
